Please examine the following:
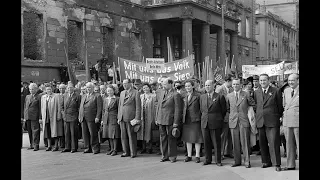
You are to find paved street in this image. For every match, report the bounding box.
[22,132,299,180]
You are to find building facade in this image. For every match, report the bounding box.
[255,6,297,65]
[21,0,257,82]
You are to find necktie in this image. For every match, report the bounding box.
[208,94,212,101]
[291,90,294,97]
[236,92,238,103]
[263,89,267,100]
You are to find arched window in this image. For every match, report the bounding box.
[246,17,250,38]
[238,18,242,36]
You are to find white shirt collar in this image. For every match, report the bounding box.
[262,86,270,92]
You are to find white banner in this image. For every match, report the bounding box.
[146,58,165,71]
[242,61,298,79]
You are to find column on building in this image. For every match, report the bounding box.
[230,31,239,73]
[201,23,210,64]
[216,27,225,68]
[182,18,193,58]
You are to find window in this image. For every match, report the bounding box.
[130,32,142,61]
[268,41,271,59]
[102,27,114,64]
[255,22,260,35]
[275,25,277,37]
[272,23,274,36]
[172,35,181,59]
[153,32,162,58]
[238,19,242,36]
[246,17,250,38]
[67,20,83,61]
[23,12,44,60]
[268,21,271,35]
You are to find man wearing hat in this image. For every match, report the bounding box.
[117,79,141,158]
[155,78,182,163]
[200,80,227,166]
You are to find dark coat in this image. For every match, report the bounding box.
[102,97,119,125]
[253,86,284,128]
[79,92,103,122]
[24,94,42,121]
[182,92,201,123]
[200,92,227,129]
[62,93,81,122]
[155,88,183,126]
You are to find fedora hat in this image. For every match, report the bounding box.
[172,127,180,138]
[133,124,141,133]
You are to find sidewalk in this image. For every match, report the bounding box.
[21,133,299,180]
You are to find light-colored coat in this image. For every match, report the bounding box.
[226,90,255,129]
[137,93,156,142]
[282,86,299,127]
[41,94,61,138]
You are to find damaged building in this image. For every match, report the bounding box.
[21,0,258,82]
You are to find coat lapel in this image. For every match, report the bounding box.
[108,98,116,109]
[263,87,273,106]
[236,91,245,106]
[162,89,173,104]
[188,93,197,106]
[123,90,133,105]
[287,87,299,107]
[208,93,217,109]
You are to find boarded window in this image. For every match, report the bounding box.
[23,12,44,60]
[67,20,83,62]
[255,22,260,35]
[130,32,142,61]
[102,27,114,64]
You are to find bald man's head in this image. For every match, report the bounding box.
[288,73,299,89]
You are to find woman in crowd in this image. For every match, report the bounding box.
[41,83,62,151]
[181,80,203,163]
[102,85,120,156]
[137,82,156,154]
[243,77,254,98]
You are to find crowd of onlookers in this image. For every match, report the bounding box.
[21,72,298,172]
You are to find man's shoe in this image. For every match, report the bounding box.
[140,149,147,154]
[275,166,281,172]
[262,163,272,168]
[170,158,176,163]
[83,149,92,153]
[245,164,251,168]
[160,158,169,162]
[71,150,77,153]
[61,149,71,153]
[52,147,59,152]
[131,155,136,158]
[231,163,241,167]
[111,151,117,156]
[283,167,295,171]
[184,157,192,162]
[93,151,100,154]
[106,150,113,155]
[203,161,212,166]
[195,157,200,163]
[27,147,34,150]
[33,147,39,151]
[46,147,52,151]
[121,153,129,157]
[224,154,234,158]
[216,163,223,166]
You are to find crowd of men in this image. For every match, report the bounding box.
[21,72,299,172]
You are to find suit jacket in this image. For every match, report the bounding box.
[282,86,299,127]
[226,90,255,129]
[155,88,182,126]
[253,86,284,128]
[79,92,102,122]
[63,93,81,122]
[215,84,233,122]
[200,92,227,129]
[102,96,119,125]
[24,94,42,121]
[117,88,141,122]
[182,92,201,123]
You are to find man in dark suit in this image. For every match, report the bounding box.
[200,80,227,166]
[118,79,141,158]
[253,74,284,172]
[23,83,42,151]
[252,75,261,154]
[226,79,255,168]
[155,78,182,163]
[79,82,103,154]
[57,84,66,149]
[61,83,81,153]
